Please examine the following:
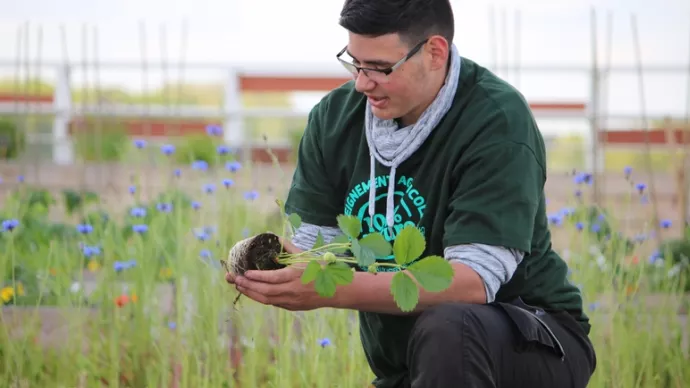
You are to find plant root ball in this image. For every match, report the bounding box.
[225,232,286,277]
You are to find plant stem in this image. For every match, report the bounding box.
[280,257,401,269]
[277,243,351,260]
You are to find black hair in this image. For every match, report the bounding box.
[338,0,455,48]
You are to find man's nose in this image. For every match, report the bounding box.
[354,70,375,93]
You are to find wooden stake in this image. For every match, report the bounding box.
[631,14,662,246]
[589,7,601,204]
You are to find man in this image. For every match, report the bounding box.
[226,0,597,386]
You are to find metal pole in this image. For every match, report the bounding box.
[684,12,690,228]
[224,68,245,162]
[589,7,601,204]
[52,64,73,164]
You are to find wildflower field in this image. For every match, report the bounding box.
[1,126,689,388]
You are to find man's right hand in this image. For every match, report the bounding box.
[224,236,302,285]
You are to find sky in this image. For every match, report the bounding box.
[0,0,689,134]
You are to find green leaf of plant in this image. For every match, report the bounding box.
[393,225,426,265]
[359,233,392,258]
[407,255,455,292]
[288,213,302,230]
[390,272,419,312]
[314,268,337,298]
[312,231,325,250]
[337,214,362,239]
[62,190,82,215]
[325,262,354,285]
[330,234,350,254]
[301,261,322,285]
[351,239,376,267]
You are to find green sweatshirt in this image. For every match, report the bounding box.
[284,56,588,388]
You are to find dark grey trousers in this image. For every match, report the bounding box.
[403,298,597,388]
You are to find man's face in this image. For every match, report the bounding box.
[343,32,432,124]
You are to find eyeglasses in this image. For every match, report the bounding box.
[336,39,429,84]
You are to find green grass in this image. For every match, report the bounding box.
[0,143,689,387]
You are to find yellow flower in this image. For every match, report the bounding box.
[1,287,14,303]
[15,282,25,296]
[88,260,101,272]
[159,267,173,280]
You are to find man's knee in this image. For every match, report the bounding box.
[406,303,504,387]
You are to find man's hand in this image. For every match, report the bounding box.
[233,266,329,311]
[225,237,328,311]
[224,237,301,285]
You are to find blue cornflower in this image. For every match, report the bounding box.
[114,259,137,272]
[206,124,223,137]
[76,223,93,234]
[2,219,19,232]
[634,234,647,243]
[17,175,24,183]
[192,160,209,171]
[244,190,259,201]
[168,322,177,330]
[222,179,234,188]
[130,207,146,218]
[575,222,584,231]
[574,172,592,185]
[133,139,147,149]
[157,203,173,213]
[161,144,175,155]
[648,249,662,264]
[318,338,332,348]
[174,169,181,177]
[226,161,242,172]
[200,249,212,259]
[82,245,101,258]
[113,261,126,272]
[559,207,575,217]
[204,183,216,194]
[660,219,672,229]
[588,302,599,311]
[217,145,231,155]
[133,224,148,234]
[129,185,136,195]
[624,166,632,177]
[195,229,210,241]
[191,201,202,210]
[548,214,563,226]
[591,223,601,233]
[636,183,646,194]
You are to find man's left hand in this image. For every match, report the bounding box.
[234,264,328,312]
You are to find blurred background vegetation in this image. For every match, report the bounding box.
[0,77,688,172]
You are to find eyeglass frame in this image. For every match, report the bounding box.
[336,38,429,80]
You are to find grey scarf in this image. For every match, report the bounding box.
[364,43,462,232]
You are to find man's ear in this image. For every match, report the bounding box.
[426,35,450,71]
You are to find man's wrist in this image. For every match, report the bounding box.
[327,270,362,310]
[328,281,350,310]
